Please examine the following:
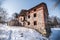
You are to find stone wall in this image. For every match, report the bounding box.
[24,4,48,36]
[18,3,49,37]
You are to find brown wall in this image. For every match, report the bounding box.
[18,3,48,36]
[25,6,47,35]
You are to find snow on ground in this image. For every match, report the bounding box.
[0,24,48,40]
[51,28,60,30]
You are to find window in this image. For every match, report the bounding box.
[34,9,36,11]
[24,17,25,20]
[28,15,30,18]
[34,21,37,25]
[28,22,30,25]
[34,13,36,17]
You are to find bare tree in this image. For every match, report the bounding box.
[53,17,58,26]
[0,7,8,23]
[0,0,8,23]
[12,13,19,20]
[14,13,18,18]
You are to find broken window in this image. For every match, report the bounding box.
[28,15,30,18]
[34,21,37,25]
[28,22,30,25]
[34,9,36,11]
[34,13,36,17]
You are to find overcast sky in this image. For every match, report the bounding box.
[1,0,60,18]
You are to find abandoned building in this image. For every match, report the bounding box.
[17,2,50,37]
[7,2,60,37]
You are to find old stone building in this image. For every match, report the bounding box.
[18,10,28,26]
[18,2,49,37]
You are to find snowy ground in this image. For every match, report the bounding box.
[0,24,48,40]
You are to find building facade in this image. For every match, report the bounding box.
[18,2,49,37]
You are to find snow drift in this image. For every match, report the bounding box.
[0,24,48,40]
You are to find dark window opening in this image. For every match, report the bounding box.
[29,11,30,13]
[34,21,37,25]
[34,9,36,11]
[28,15,30,18]
[28,22,30,25]
[34,13,36,17]
[24,17,25,20]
